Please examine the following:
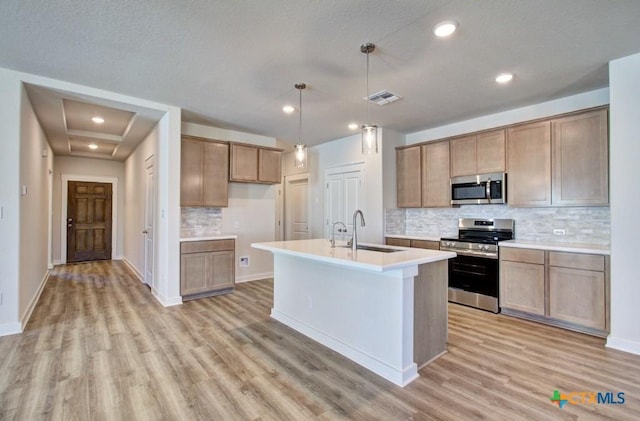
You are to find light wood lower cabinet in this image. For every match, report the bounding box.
[500,260,545,315]
[385,237,440,250]
[181,239,235,299]
[500,247,609,337]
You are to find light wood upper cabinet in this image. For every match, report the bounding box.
[551,109,609,206]
[230,143,258,181]
[450,130,505,177]
[450,135,477,177]
[507,121,552,206]
[421,141,450,207]
[181,135,229,207]
[230,143,282,184]
[396,146,422,208]
[477,130,506,174]
[258,148,282,183]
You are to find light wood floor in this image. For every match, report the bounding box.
[1,261,639,420]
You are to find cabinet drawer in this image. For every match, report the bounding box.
[410,240,440,250]
[385,237,411,247]
[549,251,604,271]
[181,239,235,254]
[500,247,545,264]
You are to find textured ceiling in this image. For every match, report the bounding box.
[2,0,640,152]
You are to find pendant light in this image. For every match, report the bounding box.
[361,43,378,154]
[293,82,308,168]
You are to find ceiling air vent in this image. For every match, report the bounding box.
[363,90,401,105]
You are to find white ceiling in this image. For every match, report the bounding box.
[2,1,640,157]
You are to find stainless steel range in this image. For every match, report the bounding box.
[439,218,515,313]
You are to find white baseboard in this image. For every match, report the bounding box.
[20,271,50,331]
[53,260,63,266]
[152,289,182,307]
[121,257,144,282]
[236,271,274,283]
[0,322,22,337]
[606,336,640,356]
[271,308,418,387]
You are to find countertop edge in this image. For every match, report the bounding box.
[384,234,442,242]
[180,234,238,242]
[252,241,456,272]
[499,240,610,255]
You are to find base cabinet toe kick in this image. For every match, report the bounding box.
[252,239,455,387]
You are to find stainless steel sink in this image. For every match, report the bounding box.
[337,244,402,253]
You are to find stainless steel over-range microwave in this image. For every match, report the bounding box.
[451,172,506,205]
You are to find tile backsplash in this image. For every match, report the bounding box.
[387,205,610,245]
[181,207,223,235]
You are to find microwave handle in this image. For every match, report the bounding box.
[485,180,491,203]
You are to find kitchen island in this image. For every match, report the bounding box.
[251,239,456,387]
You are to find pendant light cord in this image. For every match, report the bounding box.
[298,85,302,144]
[366,50,370,124]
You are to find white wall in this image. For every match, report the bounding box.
[51,156,125,263]
[18,84,53,329]
[0,69,24,334]
[381,128,404,211]
[181,122,277,282]
[308,132,384,243]
[123,125,157,278]
[406,88,609,144]
[608,52,640,355]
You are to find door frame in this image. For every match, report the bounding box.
[61,174,118,264]
[144,156,155,288]
[283,173,311,240]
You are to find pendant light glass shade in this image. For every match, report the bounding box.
[293,83,307,168]
[294,144,307,168]
[361,43,378,155]
[361,124,378,154]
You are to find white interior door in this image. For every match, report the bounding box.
[284,175,310,240]
[144,159,154,288]
[325,166,364,241]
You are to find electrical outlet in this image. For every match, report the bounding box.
[233,221,240,229]
[553,229,566,236]
[239,256,249,267]
[307,296,313,309]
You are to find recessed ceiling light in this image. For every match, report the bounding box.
[348,123,359,130]
[282,105,295,114]
[433,20,457,37]
[92,116,105,124]
[88,143,98,150]
[495,73,514,83]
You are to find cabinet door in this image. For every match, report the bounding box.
[230,144,259,181]
[396,146,422,207]
[421,141,450,207]
[181,138,203,206]
[385,237,411,247]
[477,129,506,174]
[258,149,282,183]
[500,260,545,315]
[410,240,440,250]
[552,109,608,206]
[209,250,235,290]
[507,121,551,206]
[549,267,605,330]
[203,141,229,207]
[180,252,210,296]
[450,135,477,177]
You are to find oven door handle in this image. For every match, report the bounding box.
[442,248,498,259]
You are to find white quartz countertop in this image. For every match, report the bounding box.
[251,239,456,272]
[384,234,442,242]
[180,233,238,242]
[499,239,610,255]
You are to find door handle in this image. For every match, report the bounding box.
[142,230,148,234]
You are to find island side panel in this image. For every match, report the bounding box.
[270,253,419,386]
[414,260,448,368]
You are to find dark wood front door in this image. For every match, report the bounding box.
[67,181,113,263]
